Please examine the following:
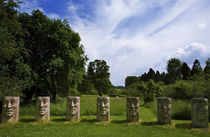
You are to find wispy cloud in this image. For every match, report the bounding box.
[20,0,60,19]
[20,0,44,13]
[68,0,210,85]
[18,0,210,85]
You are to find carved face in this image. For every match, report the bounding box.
[98,98,109,116]
[159,101,171,118]
[67,98,79,115]
[37,97,49,116]
[128,99,139,116]
[3,97,18,117]
[194,100,208,121]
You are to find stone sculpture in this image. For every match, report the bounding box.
[191,98,208,128]
[66,96,80,121]
[157,97,171,124]
[97,97,110,121]
[2,96,19,123]
[35,96,50,121]
[126,97,139,122]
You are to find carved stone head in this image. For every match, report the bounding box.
[35,96,50,121]
[97,97,110,121]
[66,96,80,121]
[2,96,19,123]
[157,97,171,124]
[191,98,208,128]
[127,97,139,122]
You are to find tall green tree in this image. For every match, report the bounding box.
[155,70,161,82]
[0,0,34,99]
[125,76,138,88]
[139,72,148,82]
[204,58,210,74]
[166,58,182,83]
[87,59,112,96]
[204,58,210,80]
[143,79,161,104]
[18,10,87,102]
[147,68,155,81]
[191,59,202,76]
[182,62,191,80]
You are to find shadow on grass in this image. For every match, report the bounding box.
[111,120,128,124]
[141,121,159,126]
[175,123,192,129]
[51,118,66,122]
[20,118,35,122]
[80,118,97,123]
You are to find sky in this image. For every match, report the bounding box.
[19,0,210,86]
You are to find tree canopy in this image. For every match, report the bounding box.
[0,0,87,103]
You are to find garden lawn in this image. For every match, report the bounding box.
[0,95,210,137]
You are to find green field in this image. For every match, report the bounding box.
[0,95,209,137]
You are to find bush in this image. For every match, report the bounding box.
[172,100,191,120]
[145,99,191,120]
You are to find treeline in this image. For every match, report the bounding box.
[125,58,210,103]
[0,0,113,105]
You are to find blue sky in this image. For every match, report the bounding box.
[20,0,210,86]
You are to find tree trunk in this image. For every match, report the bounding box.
[52,92,56,103]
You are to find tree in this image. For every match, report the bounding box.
[173,81,193,99]
[143,79,161,104]
[204,58,210,74]
[160,72,166,83]
[147,68,155,81]
[139,72,148,82]
[125,76,138,88]
[182,62,191,80]
[0,0,34,99]
[78,74,96,95]
[94,78,112,96]
[166,58,182,83]
[87,59,112,96]
[18,10,87,102]
[155,70,161,82]
[191,59,202,76]
[126,81,146,98]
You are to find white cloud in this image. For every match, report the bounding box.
[20,0,44,13]
[69,0,210,85]
[20,0,60,20]
[48,13,60,19]
[198,23,206,29]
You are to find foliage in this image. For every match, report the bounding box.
[0,0,35,101]
[191,59,202,76]
[125,80,161,104]
[86,59,112,96]
[126,82,146,98]
[204,58,210,79]
[166,58,182,83]
[182,62,191,80]
[78,75,97,95]
[18,10,87,102]
[147,68,156,81]
[125,76,138,88]
[143,80,161,103]
[0,0,87,104]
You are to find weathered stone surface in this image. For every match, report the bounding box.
[157,97,171,124]
[66,96,80,121]
[2,96,19,123]
[97,97,110,121]
[126,97,139,122]
[35,97,50,121]
[191,98,208,128]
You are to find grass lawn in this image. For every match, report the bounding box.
[0,95,209,137]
